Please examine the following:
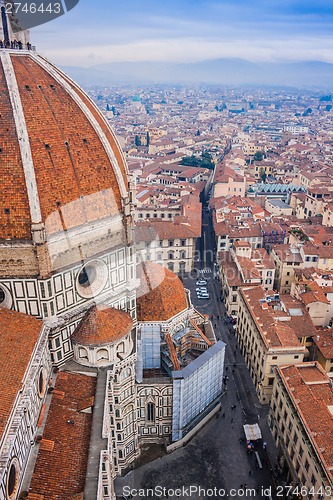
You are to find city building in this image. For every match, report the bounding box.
[269,363,333,496]
[218,242,275,317]
[237,287,310,403]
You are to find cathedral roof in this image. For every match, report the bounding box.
[0,307,42,440]
[28,371,96,499]
[136,262,188,322]
[0,50,129,240]
[71,305,133,347]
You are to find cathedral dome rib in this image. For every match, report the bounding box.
[72,305,133,347]
[136,262,188,322]
[0,50,130,240]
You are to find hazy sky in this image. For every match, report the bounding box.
[32,0,333,67]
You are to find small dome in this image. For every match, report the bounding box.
[136,262,188,322]
[72,305,133,347]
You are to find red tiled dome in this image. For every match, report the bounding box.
[0,51,129,240]
[72,305,133,347]
[136,262,188,322]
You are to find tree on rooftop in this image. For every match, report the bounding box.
[254,151,264,162]
[259,168,267,183]
[180,155,200,167]
[180,151,214,170]
[135,135,141,147]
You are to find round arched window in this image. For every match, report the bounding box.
[38,367,47,398]
[0,285,12,308]
[76,260,108,299]
[78,266,97,288]
[6,458,20,500]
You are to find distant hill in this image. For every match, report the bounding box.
[61,59,333,88]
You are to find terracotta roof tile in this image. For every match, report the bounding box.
[279,363,333,482]
[314,328,333,359]
[28,372,96,500]
[0,53,128,239]
[240,287,310,349]
[137,262,188,321]
[0,62,31,239]
[72,305,133,347]
[0,307,42,440]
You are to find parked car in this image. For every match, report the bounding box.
[196,279,207,286]
[196,287,207,292]
[197,294,210,299]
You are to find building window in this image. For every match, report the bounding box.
[38,367,47,398]
[79,347,88,360]
[146,402,155,422]
[167,263,174,271]
[96,349,109,362]
[180,239,186,246]
[78,265,96,287]
[0,285,12,308]
[168,240,174,247]
[6,458,20,500]
[168,251,174,259]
